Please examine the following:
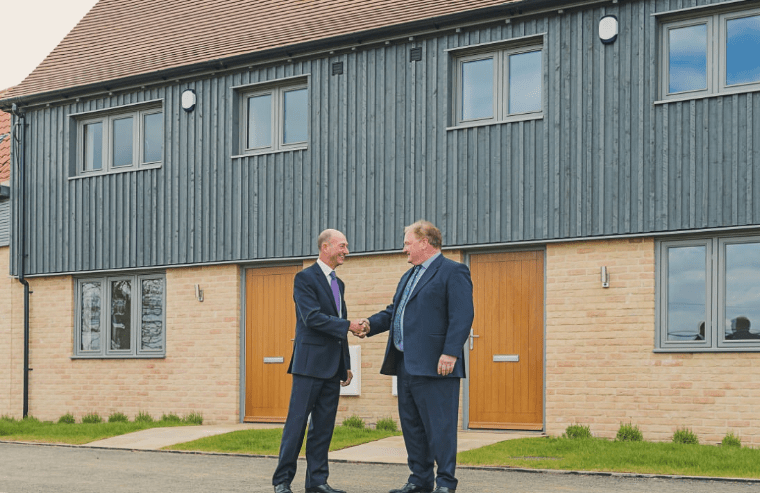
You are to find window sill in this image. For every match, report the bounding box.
[71,354,166,359]
[653,347,760,353]
[69,163,162,180]
[232,146,307,159]
[447,112,543,131]
[655,85,760,105]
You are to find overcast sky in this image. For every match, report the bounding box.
[2,0,99,90]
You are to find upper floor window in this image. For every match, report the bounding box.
[656,235,760,351]
[240,79,308,155]
[454,41,543,127]
[75,273,166,358]
[661,8,760,100]
[77,104,163,175]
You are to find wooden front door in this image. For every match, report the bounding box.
[468,251,544,430]
[244,265,300,422]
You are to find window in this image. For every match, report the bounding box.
[75,274,166,358]
[661,8,760,100]
[656,235,760,351]
[77,104,163,174]
[454,42,543,127]
[240,81,308,154]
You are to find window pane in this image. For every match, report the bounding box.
[724,242,760,340]
[80,282,102,351]
[669,24,707,93]
[248,94,272,148]
[461,58,494,121]
[141,278,164,351]
[143,112,163,163]
[509,50,542,114]
[726,15,760,86]
[283,88,308,145]
[113,117,134,167]
[111,280,132,350]
[83,122,103,171]
[667,246,707,341]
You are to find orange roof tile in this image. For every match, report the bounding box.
[2,0,525,102]
[0,88,11,183]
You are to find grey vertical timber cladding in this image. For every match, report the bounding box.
[12,0,760,276]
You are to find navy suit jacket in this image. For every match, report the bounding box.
[368,255,474,378]
[287,262,351,381]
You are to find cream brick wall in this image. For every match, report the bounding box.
[546,238,760,446]
[328,250,466,428]
[0,246,25,418]
[2,264,241,424]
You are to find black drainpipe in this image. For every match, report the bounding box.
[12,104,31,418]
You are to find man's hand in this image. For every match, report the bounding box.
[437,354,458,376]
[341,369,353,387]
[349,319,370,338]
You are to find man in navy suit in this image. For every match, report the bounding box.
[272,229,367,493]
[365,220,474,493]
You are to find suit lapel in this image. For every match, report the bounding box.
[311,263,339,316]
[407,255,443,302]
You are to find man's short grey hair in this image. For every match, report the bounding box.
[317,229,337,251]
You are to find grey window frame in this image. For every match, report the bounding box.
[660,7,760,101]
[452,41,544,128]
[239,80,308,156]
[74,273,166,358]
[76,104,163,176]
[655,235,760,352]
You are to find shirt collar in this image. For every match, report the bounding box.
[419,251,441,271]
[316,258,335,278]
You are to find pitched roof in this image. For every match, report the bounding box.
[2,0,524,103]
[0,88,11,183]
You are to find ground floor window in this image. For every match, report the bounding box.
[656,234,760,351]
[75,273,165,358]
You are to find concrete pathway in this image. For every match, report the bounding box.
[87,423,282,450]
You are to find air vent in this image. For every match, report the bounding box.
[332,62,344,75]
[410,47,423,62]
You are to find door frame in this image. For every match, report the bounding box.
[239,261,303,423]
[462,247,547,431]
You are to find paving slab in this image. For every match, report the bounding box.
[86,423,282,450]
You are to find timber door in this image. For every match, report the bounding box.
[468,251,544,430]
[244,265,300,422]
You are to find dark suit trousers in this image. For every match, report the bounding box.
[396,356,460,490]
[272,373,341,488]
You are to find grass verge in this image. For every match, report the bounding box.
[0,418,195,445]
[457,437,760,478]
[164,426,402,455]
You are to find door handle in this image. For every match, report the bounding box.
[263,357,284,364]
[469,328,480,350]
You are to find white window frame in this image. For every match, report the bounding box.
[76,104,163,175]
[74,273,166,358]
[655,234,760,352]
[240,81,308,155]
[660,7,760,101]
[453,41,544,128]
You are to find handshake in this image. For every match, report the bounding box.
[349,318,370,338]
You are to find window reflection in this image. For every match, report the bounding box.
[143,112,163,163]
[726,15,760,86]
[112,117,134,167]
[667,245,707,341]
[669,24,708,93]
[111,280,132,350]
[248,94,272,148]
[283,88,308,144]
[509,50,542,114]
[461,58,494,120]
[724,242,760,339]
[83,122,103,171]
[80,282,101,351]
[141,279,164,351]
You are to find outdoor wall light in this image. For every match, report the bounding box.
[599,15,618,44]
[181,89,197,112]
[601,266,610,288]
[195,284,204,302]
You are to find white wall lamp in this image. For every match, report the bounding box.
[599,15,619,44]
[601,266,610,288]
[181,89,197,112]
[195,284,204,302]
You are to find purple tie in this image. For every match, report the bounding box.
[329,271,341,314]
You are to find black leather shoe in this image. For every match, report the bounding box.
[389,483,433,493]
[306,484,346,493]
[432,487,456,493]
[274,484,293,493]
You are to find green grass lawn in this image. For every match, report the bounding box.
[457,437,760,478]
[164,426,402,455]
[0,418,194,445]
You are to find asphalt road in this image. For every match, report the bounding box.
[1,442,758,493]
